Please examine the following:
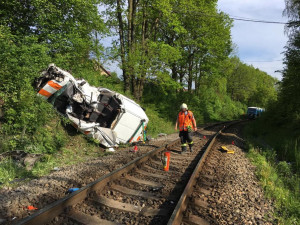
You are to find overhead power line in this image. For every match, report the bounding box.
[177,10,292,25]
[244,60,283,62]
[230,16,288,24]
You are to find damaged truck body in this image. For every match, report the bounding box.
[35,64,149,150]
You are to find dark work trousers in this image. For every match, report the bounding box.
[179,130,194,151]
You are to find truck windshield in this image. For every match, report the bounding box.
[247,108,256,113]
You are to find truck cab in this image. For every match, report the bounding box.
[35,64,149,149]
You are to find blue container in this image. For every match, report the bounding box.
[67,188,79,193]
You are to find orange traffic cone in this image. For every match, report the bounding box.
[163,151,170,171]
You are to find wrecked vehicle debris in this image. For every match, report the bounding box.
[35,64,149,149]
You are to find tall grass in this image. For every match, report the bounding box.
[0,135,107,188]
[245,118,300,174]
[0,158,32,184]
[245,118,300,224]
[142,104,175,137]
[247,146,300,225]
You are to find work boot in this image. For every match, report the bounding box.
[189,142,194,152]
[181,145,187,154]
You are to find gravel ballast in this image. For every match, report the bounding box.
[184,123,274,225]
[0,134,180,224]
[0,122,275,225]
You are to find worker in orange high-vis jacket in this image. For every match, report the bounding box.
[175,103,197,153]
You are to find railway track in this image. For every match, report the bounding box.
[168,121,242,225]
[16,121,240,225]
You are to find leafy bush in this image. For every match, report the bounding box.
[0,26,58,151]
[29,126,67,154]
[142,104,174,137]
[247,148,300,225]
[245,117,300,174]
[0,158,32,184]
[245,116,300,224]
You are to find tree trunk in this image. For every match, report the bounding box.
[188,58,193,92]
[134,0,148,101]
[131,76,136,95]
[179,65,184,86]
[135,77,140,100]
[153,17,159,41]
[172,64,178,81]
[117,0,129,92]
[127,0,138,95]
[195,62,199,95]
[187,52,194,92]
[128,0,133,48]
[138,78,145,101]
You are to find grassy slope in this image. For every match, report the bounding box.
[0,104,175,186]
[244,121,300,225]
[0,124,109,185]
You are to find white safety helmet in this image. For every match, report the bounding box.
[180,103,188,110]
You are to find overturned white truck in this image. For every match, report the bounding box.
[35,64,149,150]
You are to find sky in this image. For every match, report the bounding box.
[218,0,289,80]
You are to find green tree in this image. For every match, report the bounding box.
[0,0,107,151]
[226,57,277,108]
[0,26,53,149]
[156,0,232,93]
[0,0,105,68]
[277,0,300,124]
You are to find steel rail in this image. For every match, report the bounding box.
[15,121,237,225]
[167,121,242,225]
[16,139,180,225]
